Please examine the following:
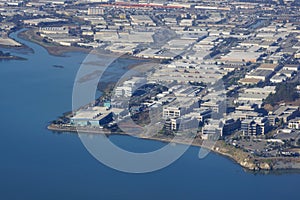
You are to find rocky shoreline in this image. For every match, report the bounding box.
[47,123,300,172]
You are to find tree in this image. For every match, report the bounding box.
[265,82,299,105]
[297,139,300,146]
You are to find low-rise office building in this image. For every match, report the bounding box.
[241,117,270,136]
[270,105,299,123]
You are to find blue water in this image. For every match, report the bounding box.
[0,30,299,200]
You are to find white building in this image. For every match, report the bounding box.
[241,117,270,136]
[70,106,112,127]
[130,15,156,26]
[114,77,146,97]
[237,86,276,106]
[202,119,223,140]
[39,26,69,34]
[288,118,300,130]
[88,7,104,15]
[282,64,300,71]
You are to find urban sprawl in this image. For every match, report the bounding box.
[2,0,300,170]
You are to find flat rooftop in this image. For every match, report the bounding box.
[72,106,111,121]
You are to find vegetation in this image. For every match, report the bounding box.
[0,50,26,61]
[297,139,300,146]
[265,82,299,105]
[0,51,11,57]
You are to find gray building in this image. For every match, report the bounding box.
[241,117,270,136]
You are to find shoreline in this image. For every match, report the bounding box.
[0,55,27,61]
[0,44,29,61]
[16,28,163,63]
[47,124,300,173]
[15,27,300,174]
[17,28,91,57]
[5,28,151,61]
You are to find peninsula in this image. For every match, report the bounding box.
[1,0,300,172]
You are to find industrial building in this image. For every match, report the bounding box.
[70,107,112,127]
